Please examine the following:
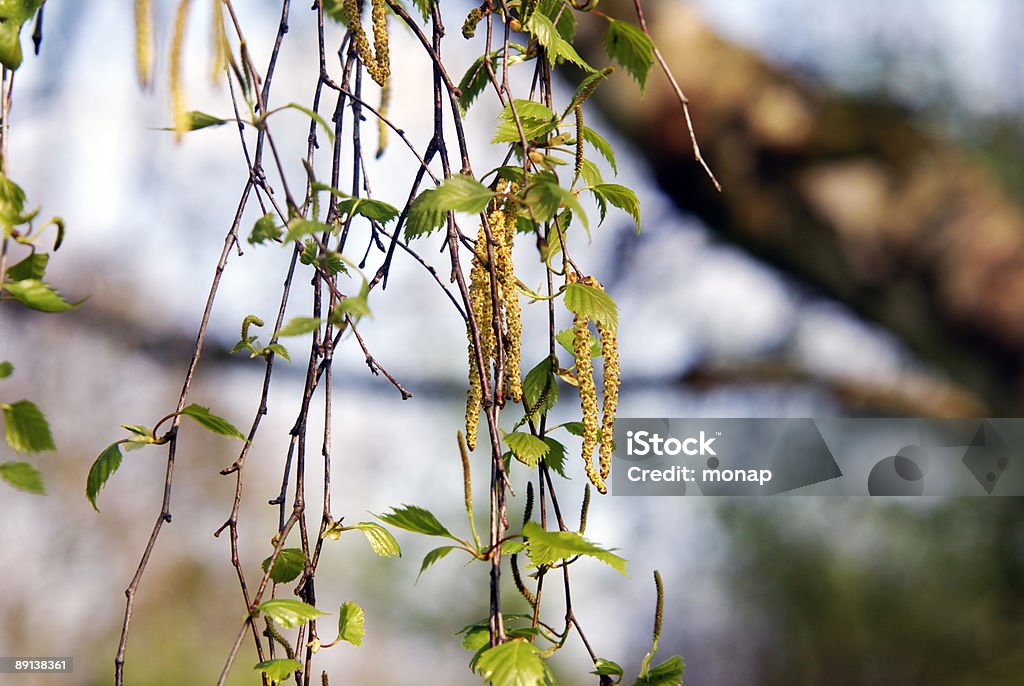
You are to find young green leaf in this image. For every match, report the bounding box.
[2,400,55,453]
[276,317,322,337]
[258,599,325,628]
[254,658,302,684]
[265,343,291,362]
[284,218,331,243]
[0,361,12,379]
[3,279,79,312]
[180,403,247,440]
[336,197,401,224]
[417,545,458,581]
[562,421,586,437]
[0,0,43,71]
[523,173,588,229]
[603,19,655,92]
[434,175,495,214]
[522,521,628,575]
[261,548,306,584]
[336,600,366,646]
[159,111,228,131]
[583,126,618,174]
[121,424,157,451]
[0,460,45,494]
[634,656,685,686]
[493,100,558,144]
[505,431,549,468]
[556,327,601,358]
[350,522,402,558]
[522,357,559,418]
[564,283,618,330]
[375,504,456,539]
[249,213,282,245]
[593,183,641,232]
[6,252,48,281]
[457,52,494,114]
[333,294,371,320]
[474,638,553,686]
[592,659,624,678]
[87,443,123,511]
[524,11,593,72]
[542,437,567,477]
[502,540,526,555]
[405,187,448,240]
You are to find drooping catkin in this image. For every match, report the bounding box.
[492,206,522,402]
[571,274,605,493]
[135,0,155,87]
[574,105,584,182]
[596,317,619,480]
[170,0,193,139]
[465,237,492,451]
[343,0,390,86]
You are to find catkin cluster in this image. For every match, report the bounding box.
[570,274,620,493]
[465,183,522,450]
[343,0,390,86]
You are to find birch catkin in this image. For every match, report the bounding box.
[343,0,390,86]
[570,273,605,493]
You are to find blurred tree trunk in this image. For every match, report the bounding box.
[579,2,1024,414]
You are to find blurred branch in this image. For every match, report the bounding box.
[579,2,1024,414]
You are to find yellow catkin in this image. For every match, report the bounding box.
[343,0,390,86]
[492,206,522,402]
[574,105,584,182]
[135,0,155,88]
[170,0,193,139]
[465,221,495,451]
[210,0,229,84]
[571,273,604,493]
[596,319,618,480]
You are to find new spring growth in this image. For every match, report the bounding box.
[343,0,390,86]
[570,272,604,493]
[464,181,522,449]
[570,275,621,493]
[462,6,485,39]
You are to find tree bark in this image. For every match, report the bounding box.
[580,2,1024,414]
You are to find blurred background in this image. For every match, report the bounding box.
[2,0,1024,684]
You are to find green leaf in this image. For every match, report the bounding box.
[405,187,448,239]
[504,431,549,468]
[522,521,627,575]
[435,175,495,213]
[336,600,366,646]
[521,357,558,423]
[2,399,54,453]
[634,656,685,686]
[86,443,123,512]
[266,343,290,362]
[593,184,641,232]
[542,437,567,477]
[375,504,455,539]
[120,424,157,451]
[3,278,78,312]
[258,599,325,628]
[0,174,26,221]
[407,0,433,23]
[0,361,11,379]
[180,403,247,440]
[417,545,457,581]
[458,53,494,114]
[0,460,44,494]
[583,126,617,174]
[351,522,402,558]
[578,158,605,188]
[475,638,553,686]
[160,111,229,131]
[261,548,306,584]
[6,252,47,280]
[284,218,331,243]
[462,625,490,652]
[249,213,282,245]
[276,317,321,337]
[336,197,400,224]
[493,100,558,144]
[502,540,526,555]
[562,421,586,437]
[333,294,371,320]
[603,19,655,92]
[593,659,624,677]
[0,0,42,71]
[524,11,593,72]
[523,173,588,229]
[564,282,618,331]
[555,327,601,358]
[254,658,302,684]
